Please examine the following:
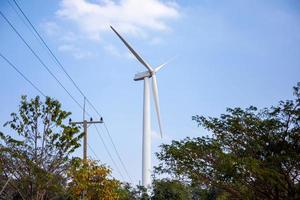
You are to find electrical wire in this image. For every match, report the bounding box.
[11,0,87,100]
[0,52,46,97]
[93,125,125,180]
[6,0,42,46]
[9,0,133,182]
[0,54,126,181]
[11,0,98,117]
[0,10,84,111]
[87,143,100,160]
[0,11,130,181]
[101,123,133,182]
[0,54,119,182]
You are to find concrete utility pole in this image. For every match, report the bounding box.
[69,97,103,160]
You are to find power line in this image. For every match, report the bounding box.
[87,143,100,160]
[6,0,42,46]
[0,10,84,111]
[0,52,46,97]
[4,1,133,182]
[0,8,129,181]
[0,53,126,182]
[0,54,116,181]
[0,12,128,180]
[11,0,88,100]
[93,125,125,180]
[9,1,133,182]
[11,0,98,117]
[101,123,133,182]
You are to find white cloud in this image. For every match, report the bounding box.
[42,22,79,42]
[60,31,78,42]
[42,22,90,59]
[56,0,180,40]
[42,0,179,59]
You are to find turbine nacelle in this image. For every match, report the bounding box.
[134,71,151,81]
[134,62,170,81]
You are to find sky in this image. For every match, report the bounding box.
[0,0,299,184]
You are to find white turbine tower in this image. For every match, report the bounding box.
[111,26,166,188]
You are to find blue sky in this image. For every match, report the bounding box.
[0,0,299,184]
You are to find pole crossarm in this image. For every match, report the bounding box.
[69,118,103,161]
[70,120,103,125]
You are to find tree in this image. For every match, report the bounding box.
[67,158,121,200]
[151,179,192,200]
[0,95,82,200]
[156,83,300,200]
[116,183,151,200]
[116,183,138,200]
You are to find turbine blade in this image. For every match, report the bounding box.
[155,56,177,72]
[155,62,167,73]
[110,26,153,72]
[151,74,163,138]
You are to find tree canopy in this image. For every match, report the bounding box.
[155,83,300,200]
[0,96,143,200]
[0,96,82,199]
[151,179,192,200]
[67,158,121,200]
[2,85,300,199]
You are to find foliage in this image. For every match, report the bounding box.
[151,179,192,200]
[117,183,154,200]
[136,185,150,200]
[67,158,121,200]
[116,183,148,200]
[116,183,137,200]
[0,95,82,200]
[190,186,219,200]
[156,83,300,200]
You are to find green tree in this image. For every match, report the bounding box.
[156,83,300,200]
[151,179,192,200]
[0,96,82,200]
[117,183,150,200]
[137,185,150,200]
[116,183,137,200]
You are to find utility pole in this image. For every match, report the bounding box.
[69,97,103,161]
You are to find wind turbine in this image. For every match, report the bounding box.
[110,26,166,188]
